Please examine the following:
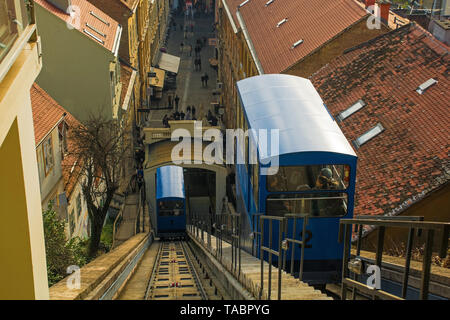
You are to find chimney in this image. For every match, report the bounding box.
[46,0,72,13]
[377,0,391,24]
[365,0,376,10]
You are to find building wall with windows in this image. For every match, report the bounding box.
[34,0,123,124]
[217,0,258,129]
[36,127,65,209]
[0,0,49,299]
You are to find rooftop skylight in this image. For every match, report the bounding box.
[416,78,437,94]
[83,29,105,44]
[291,39,303,49]
[337,99,366,121]
[89,11,110,26]
[277,18,288,27]
[238,0,250,8]
[353,123,384,148]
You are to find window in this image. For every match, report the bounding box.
[58,121,68,160]
[253,163,259,209]
[43,136,54,175]
[337,100,366,121]
[267,165,350,192]
[416,78,437,94]
[158,200,184,216]
[76,193,82,217]
[354,123,384,148]
[266,193,348,217]
[69,209,75,235]
[0,0,30,63]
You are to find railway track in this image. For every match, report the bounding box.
[144,241,210,300]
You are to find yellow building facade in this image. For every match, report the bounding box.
[0,0,49,299]
[217,0,258,129]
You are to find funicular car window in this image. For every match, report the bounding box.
[266,193,348,217]
[158,200,184,216]
[266,165,350,192]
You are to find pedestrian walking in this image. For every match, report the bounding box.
[174,94,180,110]
[168,93,173,108]
[192,106,196,117]
[180,42,184,54]
[198,58,201,71]
[189,44,192,56]
[190,23,194,33]
[201,75,205,87]
[185,106,192,120]
[203,73,209,87]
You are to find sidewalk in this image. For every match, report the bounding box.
[148,10,222,128]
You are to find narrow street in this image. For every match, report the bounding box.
[147,9,221,128]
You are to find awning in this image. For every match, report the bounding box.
[149,67,165,88]
[158,52,181,74]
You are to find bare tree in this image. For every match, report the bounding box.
[66,115,130,258]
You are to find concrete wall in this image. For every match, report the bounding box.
[362,184,450,253]
[35,4,118,123]
[0,40,49,299]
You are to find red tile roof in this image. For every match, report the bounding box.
[34,0,120,52]
[31,83,66,146]
[31,83,84,197]
[119,0,139,10]
[222,0,243,30]
[311,23,450,217]
[119,63,133,108]
[238,0,368,74]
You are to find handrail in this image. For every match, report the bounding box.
[259,215,286,300]
[283,213,309,281]
[112,201,126,249]
[134,187,142,235]
[338,216,449,300]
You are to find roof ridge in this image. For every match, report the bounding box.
[343,22,413,55]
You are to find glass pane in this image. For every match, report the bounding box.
[0,0,19,62]
[267,165,350,192]
[158,200,184,216]
[266,193,348,217]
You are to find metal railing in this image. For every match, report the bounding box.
[187,206,242,278]
[251,213,263,257]
[259,215,286,300]
[112,202,125,249]
[283,214,309,281]
[339,216,450,300]
[230,213,241,277]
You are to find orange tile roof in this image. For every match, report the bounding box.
[222,0,243,30]
[238,0,368,73]
[34,0,120,52]
[31,83,84,197]
[119,63,133,107]
[31,83,67,146]
[311,23,450,217]
[119,0,139,10]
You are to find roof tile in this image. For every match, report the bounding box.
[311,23,450,217]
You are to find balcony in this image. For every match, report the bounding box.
[0,0,36,81]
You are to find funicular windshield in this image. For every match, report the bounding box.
[266,165,350,217]
[158,200,184,217]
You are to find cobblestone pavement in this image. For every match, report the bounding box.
[147,10,221,129]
